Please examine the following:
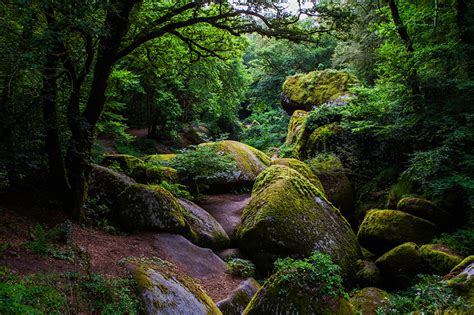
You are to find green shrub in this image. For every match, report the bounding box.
[226,258,256,278]
[273,251,346,299]
[0,269,142,314]
[377,275,470,314]
[432,228,474,257]
[305,104,342,131]
[26,222,75,261]
[158,180,192,200]
[168,145,238,192]
[83,198,122,235]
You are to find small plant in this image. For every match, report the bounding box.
[83,198,122,234]
[376,275,471,314]
[168,145,238,193]
[226,258,256,278]
[432,228,474,257]
[26,222,76,261]
[159,180,192,200]
[273,251,346,299]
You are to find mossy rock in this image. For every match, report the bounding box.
[236,165,361,278]
[88,164,136,211]
[355,260,381,287]
[102,153,178,184]
[217,278,260,315]
[178,198,230,250]
[293,122,344,159]
[281,69,358,114]
[144,154,178,164]
[420,244,463,275]
[201,140,271,186]
[357,209,438,254]
[307,154,354,217]
[242,267,354,315]
[117,184,190,234]
[284,110,307,146]
[271,158,325,193]
[397,197,452,227]
[386,177,417,209]
[375,242,425,288]
[349,287,389,315]
[447,256,474,305]
[126,257,221,315]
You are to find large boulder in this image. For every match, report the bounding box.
[293,122,344,159]
[375,242,425,288]
[88,164,135,210]
[178,199,230,250]
[243,252,354,314]
[281,69,357,114]
[307,154,353,217]
[126,258,221,315]
[236,165,361,277]
[447,256,474,305]
[397,197,452,227]
[202,140,271,187]
[357,209,438,254]
[349,287,389,315]
[217,278,260,315]
[284,110,307,146]
[420,244,463,275]
[117,184,190,233]
[271,158,325,193]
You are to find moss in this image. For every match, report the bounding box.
[236,165,361,278]
[307,154,353,217]
[375,242,425,288]
[293,123,343,158]
[397,197,452,226]
[349,287,389,315]
[201,140,271,184]
[446,256,474,305]
[271,158,325,193]
[420,244,463,275]
[144,154,177,164]
[451,256,474,274]
[357,209,438,254]
[102,154,144,172]
[281,69,358,113]
[284,110,308,146]
[386,176,417,208]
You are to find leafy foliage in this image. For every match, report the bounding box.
[273,251,346,299]
[432,228,474,257]
[377,275,470,314]
[226,258,256,278]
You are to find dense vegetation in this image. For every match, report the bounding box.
[1,0,473,313]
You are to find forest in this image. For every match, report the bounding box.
[0,0,473,313]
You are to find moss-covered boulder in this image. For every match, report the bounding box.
[397,197,452,227]
[293,122,344,159]
[355,260,381,287]
[447,256,474,305]
[357,209,438,254]
[349,287,389,315]
[271,158,325,193]
[281,69,358,114]
[236,165,361,277]
[243,252,355,315]
[178,199,230,250]
[127,258,221,315]
[284,110,307,145]
[202,140,271,186]
[307,154,353,217]
[375,242,425,288]
[117,184,190,233]
[101,153,178,184]
[420,244,463,275]
[88,164,136,211]
[144,153,177,164]
[217,278,260,315]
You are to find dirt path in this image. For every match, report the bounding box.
[197,194,251,240]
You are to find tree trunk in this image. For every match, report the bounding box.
[65,0,139,219]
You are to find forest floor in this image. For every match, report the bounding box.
[0,193,245,302]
